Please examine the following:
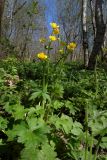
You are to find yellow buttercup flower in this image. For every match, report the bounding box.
[50,22,59,29]
[37,52,47,60]
[49,35,57,41]
[39,38,46,43]
[58,49,64,54]
[53,28,60,34]
[67,42,77,51]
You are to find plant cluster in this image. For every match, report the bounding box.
[0,23,107,160]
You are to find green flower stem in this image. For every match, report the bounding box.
[42,62,46,88]
[46,42,51,84]
[94,56,99,99]
[42,41,51,120]
[94,136,102,160]
[90,134,93,160]
[42,62,46,109]
[47,41,51,56]
[85,105,88,160]
[55,49,71,65]
[94,68,98,99]
[42,64,48,121]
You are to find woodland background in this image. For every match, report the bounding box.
[0,0,107,68]
[0,1,107,160]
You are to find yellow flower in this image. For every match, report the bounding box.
[50,22,59,29]
[53,28,60,34]
[39,38,46,43]
[49,35,57,41]
[37,52,47,60]
[67,42,77,51]
[58,49,64,54]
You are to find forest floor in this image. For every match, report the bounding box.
[0,57,107,160]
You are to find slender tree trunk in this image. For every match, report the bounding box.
[90,0,96,38]
[88,0,106,69]
[0,0,5,38]
[82,0,89,67]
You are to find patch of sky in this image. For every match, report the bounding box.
[44,0,58,35]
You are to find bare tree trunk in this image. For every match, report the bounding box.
[88,0,106,69]
[0,0,5,38]
[90,0,96,38]
[82,0,89,67]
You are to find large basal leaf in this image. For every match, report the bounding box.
[7,118,50,147]
[38,142,58,160]
[71,121,83,136]
[4,103,26,120]
[20,147,39,160]
[0,117,8,130]
[50,114,73,134]
[100,137,107,149]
